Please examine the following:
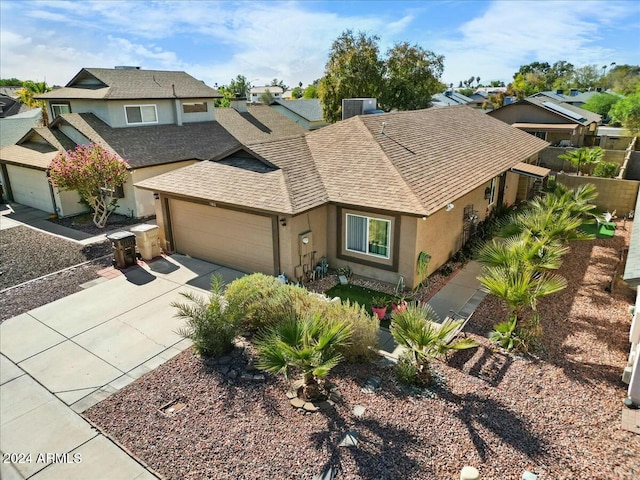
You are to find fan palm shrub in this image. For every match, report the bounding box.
[255,311,352,401]
[390,302,477,386]
[558,147,603,176]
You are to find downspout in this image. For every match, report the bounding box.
[172,84,183,126]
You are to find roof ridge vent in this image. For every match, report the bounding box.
[114,66,141,70]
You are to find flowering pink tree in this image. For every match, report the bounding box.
[49,143,129,228]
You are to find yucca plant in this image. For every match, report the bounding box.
[390,302,477,385]
[255,311,352,401]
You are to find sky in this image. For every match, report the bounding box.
[1,0,639,90]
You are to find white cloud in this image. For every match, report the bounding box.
[435,0,636,86]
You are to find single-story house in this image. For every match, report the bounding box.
[136,106,549,288]
[489,96,602,147]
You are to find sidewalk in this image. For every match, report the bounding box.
[0,202,154,245]
[378,261,487,359]
[1,253,245,480]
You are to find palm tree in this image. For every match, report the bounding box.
[497,207,587,243]
[16,80,51,125]
[558,147,603,176]
[478,260,567,328]
[255,312,352,401]
[538,182,598,218]
[390,303,477,385]
[476,233,569,272]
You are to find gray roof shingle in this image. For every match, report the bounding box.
[273,99,325,122]
[38,68,222,100]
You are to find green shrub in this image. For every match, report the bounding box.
[395,352,420,385]
[593,161,620,178]
[307,298,379,362]
[224,273,287,331]
[172,275,240,356]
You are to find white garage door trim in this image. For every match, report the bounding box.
[169,199,277,275]
[6,165,56,213]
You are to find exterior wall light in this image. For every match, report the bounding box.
[445,203,455,211]
[280,217,287,227]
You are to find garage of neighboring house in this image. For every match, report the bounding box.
[168,198,278,275]
[3,164,55,213]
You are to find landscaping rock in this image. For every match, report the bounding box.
[290,398,305,408]
[338,430,359,447]
[353,405,365,418]
[303,402,319,412]
[361,375,382,393]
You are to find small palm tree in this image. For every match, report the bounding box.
[390,303,477,385]
[16,80,51,125]
[477,233,569,272]
[558,147,603,176]
[498,206,587,243]
[537,182,598,218]
[255,311,352,401]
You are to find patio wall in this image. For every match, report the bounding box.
[555,173,639,216]
[539,147,626,173]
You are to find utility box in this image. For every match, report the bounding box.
[130,224,161,260]
[107,231,137,269]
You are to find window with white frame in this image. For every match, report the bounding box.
[532,131,547,140]
[51,103,71,119]
[124,105,158,125]
[488,177,498,206]
[346,214,391,258]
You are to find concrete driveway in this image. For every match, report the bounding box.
[1,254,245,480]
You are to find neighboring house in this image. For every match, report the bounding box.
[270,99,329,130]
[0,108,42,147]
[249,86,284,103]
[136,106,549,288]
[0,67,304,218]
[430,91,472,108]
[488,96,601,147]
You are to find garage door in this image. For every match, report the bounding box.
[170,199,276,274]
[6,165,55,213]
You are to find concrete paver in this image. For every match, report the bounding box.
[0,354,24,385]
[19,341,123,405]
[29,275,179,337]
[1,375,53,425]
[30,435,157,480]
[0,313,66,363]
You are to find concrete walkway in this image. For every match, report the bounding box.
[378,261,487,358]
[1,254,245,480]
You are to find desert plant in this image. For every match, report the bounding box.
[255,311,352,400]
[336,265,352,279]
[223,273,288,331]
[390,302,477,385]
[558,147,603,176]
[371,296,389,309]
[476,233,569,273]
[593,161,620,178]
[312,299,379,362]
[489,316,522,351]
[173,275,240,356]
[395,352,421,385]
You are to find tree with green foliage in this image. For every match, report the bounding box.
[458,88,474,97]
[318,30,385,122]
[609,89,640,134]
[0,78,23,86]
[229,74,251,98]
[390,303,477,386]
[582,92,620,118]
[558,147,603,176]
[16,80,51,125]
[291,86,303,99]
[256,311,352,401]
[572,64,601,91]
[303,84,318,98]
[489,80,505,87]
[49,144,128,228]
[382,41,444,111]
[318,30,444,122]
[600,64,640,95]
[270,78,289,91]
[259,88,275,105]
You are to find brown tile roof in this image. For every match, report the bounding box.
[137,106,549,216]
[330,106,549,214]
[511,162,551,178]
[0,144,58,170]
[39,68,222,100]
[215,105,306,144]
[136,159,294,214]
[54,113,242,168]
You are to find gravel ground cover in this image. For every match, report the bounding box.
[85,225,639,479]
[0,225,111,321]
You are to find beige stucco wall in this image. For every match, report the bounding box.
[556,173,639,216]
[54,188,87,217]
[123,160,197,218]
[278,206,328,281]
